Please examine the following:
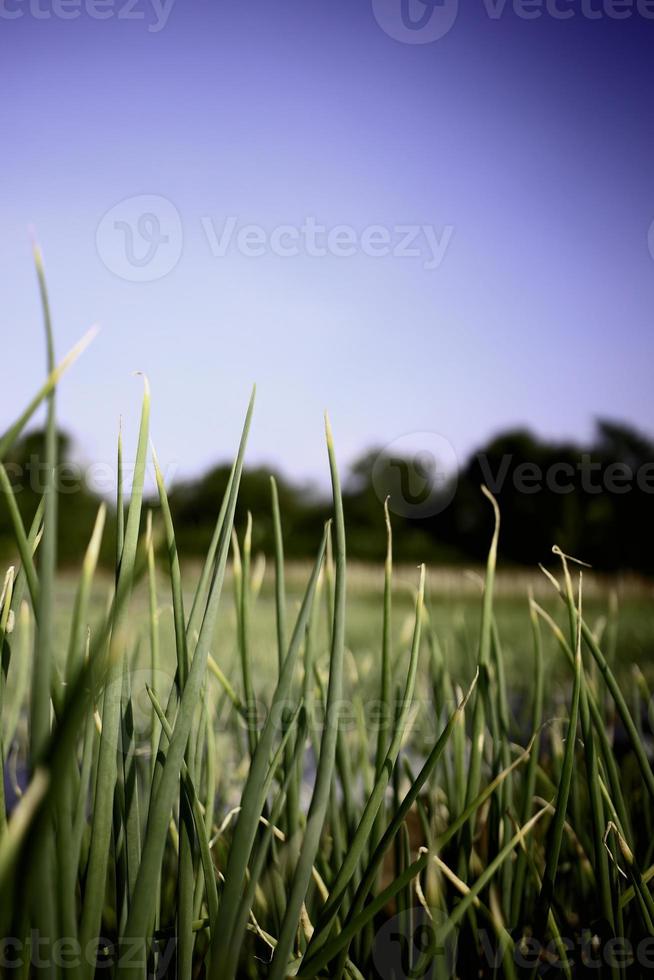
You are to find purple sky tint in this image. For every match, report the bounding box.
[2,0,653,490]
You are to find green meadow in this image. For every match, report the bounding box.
[2,261,654,979]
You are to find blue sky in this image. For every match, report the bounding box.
[2,0,653,489]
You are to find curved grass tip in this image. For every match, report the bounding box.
[57,325,100,375]
[551,545,592,569]
[28,227,44,265]
[324,410,334,448]
[133,371,151,401]
[458,667,480,712]
[150,440,162,475]
[480,483,500,521]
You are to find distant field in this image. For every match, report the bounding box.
[49,562,654,695]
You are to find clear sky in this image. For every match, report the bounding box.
[2,0,653,490]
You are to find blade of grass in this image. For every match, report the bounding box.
[2,601,31,759]
[533,573,583,940]
[0,327,98,465]
[510,595,544,926]
[79,377,151,975]
[209,521,329,975]
[121,388,255,974]
[267,415,347,980]
[145,510,161,780]
[65,504,107,687]
[226,710,309,975]
[146,684,219,928]
[301,796,548,977]
[544,561,654,804]
[0,568,15,833]
[30,243,57,768]
[271,476,302,842]
[0,465,40,610]
[302,564,426,965]
[26,244,59,980]
[371,499,393,861]
[234,513,257,757]
[300,675,484,976]
[460,486,500,871]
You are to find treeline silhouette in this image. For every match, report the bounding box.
[0,420,652,573]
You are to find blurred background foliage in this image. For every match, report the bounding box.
[1,419,652,573]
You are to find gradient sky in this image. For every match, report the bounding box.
[2,0,653,491]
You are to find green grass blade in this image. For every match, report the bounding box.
[121,388,255,972]
[300,799,547,977]
[209,522,329,975]
[0,465,40,609]
[26,245,59,980]
[0,568,16,832]
[79,378,151,973]
[510,596,544,925]
[534,575,583,938]
[267,414,346,980]
[116,420,125,570]
[30,245,57,768]
[301,676,480,976]
[461,486,500,862]
[0,326,98,464]
[270,476,287,677]
[302,564,425,963]
[65,504,107,686]
[146,684,219,928]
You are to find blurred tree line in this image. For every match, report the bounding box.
[0,420,652,573]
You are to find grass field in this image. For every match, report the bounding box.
[3,261,654,978]
[43,563,654,700]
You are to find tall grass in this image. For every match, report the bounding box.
[1,259,653,978]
